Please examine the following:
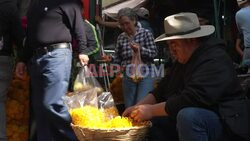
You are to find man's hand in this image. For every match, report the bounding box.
[123,105,153,122]
[79,54,89,66]
[131,105,153,122]
[123,105,136,117]
[15,62,27,80]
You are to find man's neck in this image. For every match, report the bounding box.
[242,2,250,8]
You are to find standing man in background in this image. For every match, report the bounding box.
[0,0,25,141]
[15,0,89,140]
[235,0,250,67]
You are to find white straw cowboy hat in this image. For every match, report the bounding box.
[155,12,215,42]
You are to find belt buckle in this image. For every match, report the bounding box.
[44,46,49,53]
[35,46,49,56]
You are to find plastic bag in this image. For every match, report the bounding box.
[63,88,98,109]
[98,92,119,120]
[65,66,119,127]
[73,65,103,94]
[129,49,144,83]
[63,89,120,127]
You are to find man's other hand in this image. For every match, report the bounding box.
[15,62,27,80]
[79,54,89,65]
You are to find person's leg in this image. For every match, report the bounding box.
[28,80,37,141]
[149,116,179,141]
[136,75,154,103]
[30,54,54,141]
[31,48,76,141]
[0,56,13,141]
[177,107,225,141]
[122,75,137,107]
[242,47,250,67]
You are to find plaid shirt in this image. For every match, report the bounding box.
[113,27,157,66]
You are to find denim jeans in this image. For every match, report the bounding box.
[122,74,154,107]
[149,107,227,141]
[149,116,179,141]
[0,56,13,141]
[177,107,226,141]
[242,47,250,66]
[30,48,76,141]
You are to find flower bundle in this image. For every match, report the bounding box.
[6,74,29,141]
[70,106,133,129]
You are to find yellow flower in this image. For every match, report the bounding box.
[106,116,133,128]
[70,106,106,128]
[70,106,133,129]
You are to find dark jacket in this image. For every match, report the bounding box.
[152,37,249,140]
[0,0,24,57]
[82,20,100,56]
[26,0,87,53]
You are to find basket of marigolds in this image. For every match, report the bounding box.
[63,87,151,141]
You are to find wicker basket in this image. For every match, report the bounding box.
[71,122,151,141]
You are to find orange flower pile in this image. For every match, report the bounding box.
[6,74,29,141]
[110,74,124,103]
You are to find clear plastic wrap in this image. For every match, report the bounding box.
[63,88,98,109]
[98,92,119,120]
[73,65,103,94]
[63,90,120,128]
[64,65,122,128]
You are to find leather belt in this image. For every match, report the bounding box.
[34,43,71,56]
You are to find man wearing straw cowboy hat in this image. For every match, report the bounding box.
[123,12,250,141]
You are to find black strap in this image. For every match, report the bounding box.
[34,43,71,56]
[37,43,71,50]
[165,27,201,37]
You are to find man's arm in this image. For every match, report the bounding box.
[122,93,156,116]
[62,0,89,64]
[124,101,168,121]
[235,37,243,57]
[130,102,168,121]
[83,20,100,55]
[136,93,157,105]
[10,3,25,61]
[10,3,27,80]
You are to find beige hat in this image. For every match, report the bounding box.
[155,12,215,42]
[135,7,149,19]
